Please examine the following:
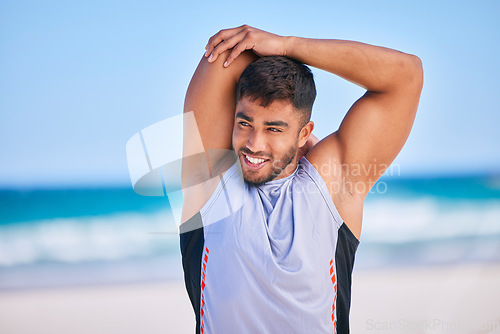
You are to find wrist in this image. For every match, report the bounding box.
[283,36,297,58]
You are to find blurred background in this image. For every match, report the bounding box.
[1,0,499,333]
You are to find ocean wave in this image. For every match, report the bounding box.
[0,210,179,267]
[1,197,499,268]
[362,197,500,243]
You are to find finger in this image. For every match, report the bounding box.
[208,29,248,63]
[205,31,238,57]
[205,25,248,57]
[204,30,228,56]
[206,24,248,49]
[223,38,253,67]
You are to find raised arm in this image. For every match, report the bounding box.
[180,39,258,225]
[286,37,423,195]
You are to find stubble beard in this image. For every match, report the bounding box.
[239,144,298,188]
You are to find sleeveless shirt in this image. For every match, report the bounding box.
[180,157,359,334]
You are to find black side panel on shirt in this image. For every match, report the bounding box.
[179,212,204,334]
[335,222,360,334]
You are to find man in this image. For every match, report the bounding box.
[179,25,423,334]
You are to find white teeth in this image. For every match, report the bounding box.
[244,154,265,165]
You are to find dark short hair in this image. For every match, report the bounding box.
[236,56,316,127]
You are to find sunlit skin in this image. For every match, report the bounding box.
[232,96,314,187]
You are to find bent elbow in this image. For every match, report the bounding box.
[409,55,424,92]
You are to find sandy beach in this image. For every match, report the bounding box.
[350,263,500,334]
[1,263,499,334]
[0,281,195,334]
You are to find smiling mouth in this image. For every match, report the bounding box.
[242,153,270,169]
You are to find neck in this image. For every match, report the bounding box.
[274,159,299,180]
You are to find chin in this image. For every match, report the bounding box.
[236,149,293,186]
[243,176,273,188]
[240,163,277,187]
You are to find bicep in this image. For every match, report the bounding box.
[308,80,422,197]
[337,85,421,184]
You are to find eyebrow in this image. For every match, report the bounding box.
[235,112,289,128]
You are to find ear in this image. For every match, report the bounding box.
[298,121,314,147]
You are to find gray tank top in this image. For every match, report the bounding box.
[194,156,345,333]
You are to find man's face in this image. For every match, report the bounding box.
[232,97,305,187]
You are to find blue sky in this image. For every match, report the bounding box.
[1,0,499,187]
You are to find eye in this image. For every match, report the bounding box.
[238,121,250,127]
[268,127,282,133]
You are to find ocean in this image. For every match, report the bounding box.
[1,174,499,290]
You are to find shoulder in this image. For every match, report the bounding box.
[305,132,370,200]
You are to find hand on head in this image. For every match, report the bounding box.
[204,25,289,68]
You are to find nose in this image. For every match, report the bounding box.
[246,129,267,154]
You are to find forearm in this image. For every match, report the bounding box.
[284,36,422,93]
